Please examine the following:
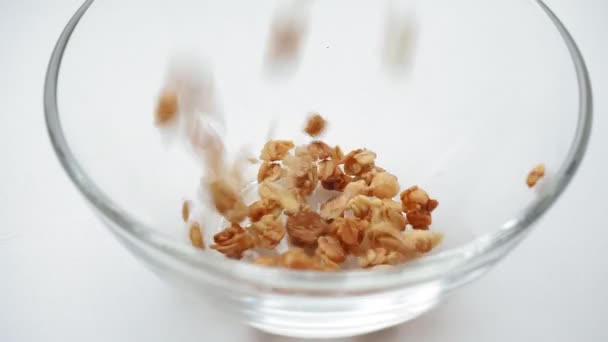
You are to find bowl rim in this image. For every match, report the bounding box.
[44,0,593,293]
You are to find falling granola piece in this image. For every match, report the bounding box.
[260,140,294,161]
[318,159,351,191]
[283,153,318,196]
[249,214,286,249]
[182,200,191,223]
[188,221,205,249]
[369,171,400,199]
[155,90,178,125]
[259,181,301,214]
[268,15,305,61]
[400,185,431,212]
[342,149,377,176]
[316,236,346,264]
[257,162,283,183]
[211,223,254,258]
[343,179,369,197]
[526,163,545,188]
[304,113,327,137]
[286,211,329,246]
[248,199,282,222]
[208,179,248,224]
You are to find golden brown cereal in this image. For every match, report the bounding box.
[358,248,403,268]
[279,249,325,271]
[249,214,286,249]
[400,185,430,212]
[356,166,385,185]
[283,154,318,196]
[304,113,327,137]
[526,163,545,188]
[320,194,350,220]
[347,195,383,220]
[208,180,248,224]
[254,255,278,267]
[211,223,254,259]
[329,217,368,251]
[259,181,301,215]
[257,162,283,183]
[307,141,333,160]
[286,211,329,246]
[316,236,346,264]
[155,90,178,125]
[260,140,295,161]
[343,179,369,197]
[371,200,408,231]
[332,145,345,162]
[188,221,205,249]
[407,209,432,230]
[182,200,191,223]
[369,171,400,199]
[248,199,282,222]
[318,159,351,191]
[401,230,444,253]
[343,149,376,176]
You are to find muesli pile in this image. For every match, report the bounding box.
[160,102,444,271]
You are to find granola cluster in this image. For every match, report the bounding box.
[198,115,443,270]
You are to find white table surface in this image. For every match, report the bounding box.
[1,1,607,341]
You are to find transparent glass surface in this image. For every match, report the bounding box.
[45,0,591,337]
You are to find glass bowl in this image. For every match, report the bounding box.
[44,0,592,338]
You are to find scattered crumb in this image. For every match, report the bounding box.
[527,164,545,188]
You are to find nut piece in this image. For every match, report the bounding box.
[249,214,285,249]
[182,200,191,223]
[155,90,178,125]
[248,199,282,222]
[188,221,205,249]
[526,163,545,188]
[369,172,400,199]
[260,140,294,161]
[342,149,376,176]
[358,248,403,268]
[211,224,254,259]
[316,236,346,264]
[286,211,329,246]
[307,141,333,160]
[258,162,283,183]
[318,159,351,191]
[209,180,248,223]
[304,113,327,137]
[259,181,301,215]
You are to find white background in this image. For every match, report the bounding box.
[1,0,607,341]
